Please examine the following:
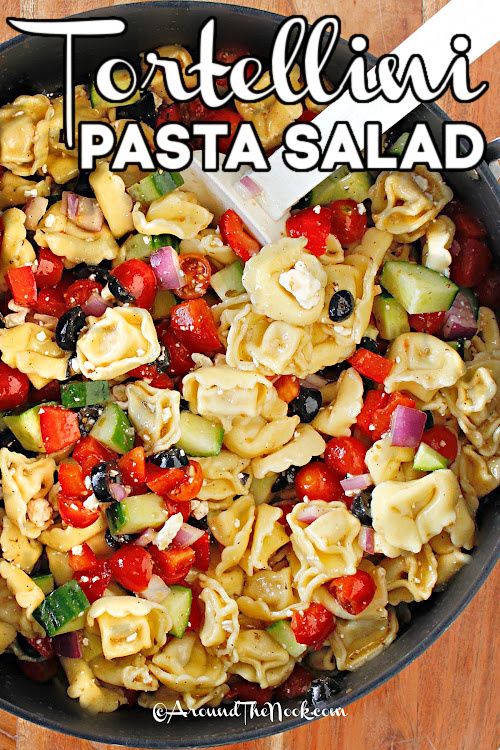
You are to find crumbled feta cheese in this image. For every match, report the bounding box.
[153,513,183,550]
[279,261,323,310]
[35,330,47,341]
[357,203,366,215]
[191,500,209,520]
[83,494,100,511]
[312,204,321,214]
[71,545,83,556]
[413,174,429,191]
[125,632,138,643]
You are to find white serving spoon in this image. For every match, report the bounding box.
[182,0,499,245]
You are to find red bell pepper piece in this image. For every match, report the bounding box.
[58,493,100,529]
[150,546,195,585]
[74,560,111,603]
[145,463,186,496]
[68,542,98,572]
[58,461,91,499]
[39,405,81,453]
[219,209,260,261]
[165,499,191,522]
[26,636,54,659]
[170,299,221,354]
[286,205,332,257]
[191,531,210,571]
[186,592,203,631]
[72,435,117,476]
[118,446,147,489]
[157,325,194,376]
[356,390,416,441]
[35,248,64,289]
[128,363,174,389]
[348,348,394,383]
[7,266,37,307]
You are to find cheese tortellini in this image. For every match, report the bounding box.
[133,190,213,239]
[126,381,181,455]
[312,367,364,437]
[0,323,70,389]
[229,629,295,688]
[0,207,36,291]
[0,449,55,538]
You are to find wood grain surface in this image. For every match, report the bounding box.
[0,1,498,749]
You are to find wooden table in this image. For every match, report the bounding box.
[0,1,498,749]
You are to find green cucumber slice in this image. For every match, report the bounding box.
[308,167,373,206]
[380,261,459,314]
[4,402,57,453]
[373,293,410,340]
[32,580,90,637]
[176,412,224,457]
[90,403,134,454]
[448,339,465,358]
[250,474,276,505]
[210,260,245,301]
[106,493,168,535]
[121,233,180,262]
[151,290,177,321]
[413,442,449,471]
[31,573,55,595]
[386,132,410,157]
[60,381,110,409]
[267,620,306,658]
[90,69,140,110]
[161,585,192,638]
[128,171,183,204]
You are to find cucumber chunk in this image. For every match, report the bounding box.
[4,402,57,453]
[250,474,276,505]
[210,260,245,301]
[61,381,110,409]
[90,69,140,110]
[308,167,373,206]
[267,620,306,658]
[161,585,192,638]
[128,171,183,204]
[373,293,410,340]
[380,261,459,314]
[176,412,224,457]
[121,233,180,261]
[31,573,55,595]
[386,132,410,157]
[151,290,177,321]
[32,580,90,637]
[106,493,168,535]
[413,443,449,471]
[90,403,134,454]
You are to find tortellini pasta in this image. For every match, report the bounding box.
[198,575,239,658]
[61,658,127,713]
[132,190,213,239]
[40,515,107,552]
[0,207,36,291]
[421,215,455,276]
[76,306,160,380]
[0,560,44,624]
[224,414,299,460]
[365,438,418,484]
[0,622,17,654]
[381,545,438,604]
[312,367,364,437]
[208,494,255,576]
[229,629,294,688]
[90,654,159,692]
[0,449,55,538]
[196,450,251,509]
[126,381,181,455]
[0,171,50,211]
[0,94,52,176]
[0,515,42,572]
[240,503,289,575]
[89,161,134,238]
[180,229,237,268]
[429,532,471,588]
[314,560,389,620]
[0,322,70,389]
[144,45,197,100]
[238,566,302,622]
[250,424,326,479]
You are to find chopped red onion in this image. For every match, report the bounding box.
[296,504,325,524]
[359,526,375,554]
[53,631,82,659]
[24,196,48,230]
[141,574,171,602]
[239,175,262,198]
[172,523,205,548]
[150,246,183,289]
[442,290,478,340]
[82,293,110,317]
[340,473,372,493]
[300,374,329,389]
[390,405,427,448]
[64,191,79,221]
[109,483,128,502]
[62,192,104,232]
[135,528,157,547]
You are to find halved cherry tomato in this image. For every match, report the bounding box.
[219,209,260,261]
[58,462,91,499]
[166,460,203,503]
[422,425,458,464]
[476,269,500,310]
[291,603,335,647]
[348,348,393,384]
[157,326,194,376]
[35,287,66,318]
[170,299,221,354]
[191,531,210,571]
[118,446,147,488]
[174,254,212,300]
[74,560,111,603]
[19,658,58,682]
[64,278,103,308]
[286,205,332,256]
[39,405,80,453]
[128,363,174,389]
[357,390,416,441]
[274,664,313,700]
[186,592,203,631]
[58,493,100,528]
[409,311,446,334]
[26,636,54,659]
[165,499,191,522]
[275,501,296,536]
[110,545,153,593]
[274,374,300,403]
[156,102,182,126]
[205,108,243,153]
[7,266,37,307]
[150,546,195,585]
[145,463,186,496]
[449,205,487,239]
[35,248,64,289]
[72,435,117,476]
[329,199,367,246]
[295,462,346,503]
[329,570,376,615]
[450,238,492,288]
[111,259,157,309]
[227,681,274,705]
[324,436,367,476]
[0,362,30,410]
[68,542,97,572]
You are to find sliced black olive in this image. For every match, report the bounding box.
[0,429,37,457]
[71,170,94,198]
[179,398,190,411]
[117,92,156,128]
[424,410,434,431]
[78,404,104,435]
[91,460,123,502]
[239,472,250,486]
[72,263,110,286]
[189,516,209,531]
[105,528,136,549]
[287,386,322,423]
[357,336,380,354]
[154,346,171,373]
[272,465,299,492]
[308,676,341,705]
[107,274,135,304]
[362,376,376,392]
[0,312,5,329]
[150,447,189,469]
[329,290,354,322]
[55,306,86,351]
[318,361,350,381]
[350,490,373,526]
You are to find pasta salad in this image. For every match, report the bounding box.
[0,43,498,714]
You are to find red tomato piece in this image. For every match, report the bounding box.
[174,254,212,299]
[128,363,174,389]
[72,435,117,476]
[7,266,37,307]
[26,636,54,659]
[348,348,393,384]
[158,326,194,376]
[295,462,346,503]
[324,436,367,476]
[453,209,487,240]
[170,299,221,354]
[191,531,210,571]
[165,460,203,503]
[291,603,336,647]
[298,109,317,122]
[110,545,153,593]
[64,278,103,308]
[35,248,64,289]
[118,446,146,488]
[275,501,296,536]
[215,45,256,88]
[408,311,446,334]
[155,102,182,126]
[150,546,195,585]
[274,664,313,700]
[35,287,67,318]
[476,269,500,310]
[274,374,300,403]
[422,425,458,463]
[165,499,191,522]
[205,108,243,153]
[58,493,100,529]
[39,405,80,453]
[145,463,186,496]
[357,390,416,441]
[0,362,30,410]
[219,209,260,261]
[186,592,203,631]
[286,205,332,257]
[450,239,492,288]
[111,259,157,309]
[227,681,274,706]
[74,560,111,603]
[329,199,367,246]
[68,542,98,572]
[180,98,213,125]
[58,462,91,499]
[329,570,376,615]
[19,658,58,683]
